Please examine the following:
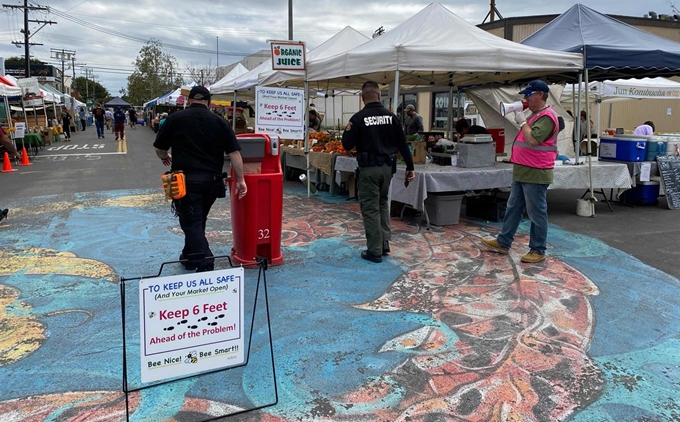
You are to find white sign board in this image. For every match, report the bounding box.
[139,267,245,383]
[255,86,305,140]
[270,42,306,71]
[14,122,25,139]
[604,84,680,99]
[17,77,43,107]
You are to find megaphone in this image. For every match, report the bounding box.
[499,101,528,116]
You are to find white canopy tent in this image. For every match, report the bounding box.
[209,63,249,96]
[258,26,370,88]
[561,77,680,129]
[306,3,583,89]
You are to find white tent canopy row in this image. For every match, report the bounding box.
[209,26,372,97]
[305,3,583,87]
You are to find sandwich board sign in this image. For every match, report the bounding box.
[138,267,245,383]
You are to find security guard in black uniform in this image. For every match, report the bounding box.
[342,81,415,263]
[154,86,248,272]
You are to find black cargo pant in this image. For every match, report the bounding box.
[174,175,225,271]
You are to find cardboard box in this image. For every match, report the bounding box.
[410,141,427,164]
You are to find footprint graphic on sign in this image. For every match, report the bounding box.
[177,319,188,326]
[208,322,218,326]
[198,317,207,322]
[188,325,198,329]
[215,314,224,320]
[163,326,174,331]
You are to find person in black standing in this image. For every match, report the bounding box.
[153,86,247,272]
[60,107,73,141]
[342,81,415,263]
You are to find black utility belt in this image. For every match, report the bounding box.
[183,173,223,182]
[357,153,394,167]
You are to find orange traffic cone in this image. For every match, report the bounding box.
[1,152,17,173]
[19,147,32,166]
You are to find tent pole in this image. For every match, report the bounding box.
[571,82,576,156]
[607,103,613,129]
[585,68,596,217]
[447,86,454,139]
[575,72,582,165]
[232,91,237,132]
[305,75,311,198]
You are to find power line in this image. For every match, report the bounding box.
[47,7,259,57]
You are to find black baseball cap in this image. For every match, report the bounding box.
[189,86,211,101]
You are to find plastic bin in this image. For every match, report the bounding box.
[229,133,283,266]
[599,137,647,162]
[424,192,464,225]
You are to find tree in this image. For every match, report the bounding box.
[71,76,110,104]
[186,60,216,85]
[4,56,46,66]
[125,39,183,106]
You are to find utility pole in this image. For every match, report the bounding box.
[50,48,75,93]
[3,1,56,77]
[482,0,503,24]
[288,0,293,40]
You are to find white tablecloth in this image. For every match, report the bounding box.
[335,156,632,211]
[551,161,632,190]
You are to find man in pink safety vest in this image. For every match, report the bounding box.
[482,80,558,263]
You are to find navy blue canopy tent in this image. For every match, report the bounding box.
[104,96,132,108]
[522,3,680,80]
[519,3,680,214]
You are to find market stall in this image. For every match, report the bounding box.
[332,156,631,226]
[522,3,680,214]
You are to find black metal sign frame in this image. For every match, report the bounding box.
[119,255,278,421]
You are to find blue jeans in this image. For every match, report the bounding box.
[496,180,549,254]
[95,120,104,137]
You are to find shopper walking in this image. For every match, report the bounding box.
[78,107,87,131]
[482,80,559,263]
[128,108,137,130]
[92,104,106,138]
[341,81,415,263]
[105,108,113,132]
[113,107,126,140]
[60,107,73,141]
[153,86,247,273]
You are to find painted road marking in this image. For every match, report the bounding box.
[118,137,127,153]
[46,144,106,151]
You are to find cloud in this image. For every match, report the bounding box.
[0,0,667,100]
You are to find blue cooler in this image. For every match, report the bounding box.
[620,181,660,205]
[599,137,647,161]
[644,140,668,161]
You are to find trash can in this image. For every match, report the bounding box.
[229,133,284,266]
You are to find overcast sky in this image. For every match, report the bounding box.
[0,0,676,97]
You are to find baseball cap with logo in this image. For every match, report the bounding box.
[189,86,211,101]
[518,80,549,96]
